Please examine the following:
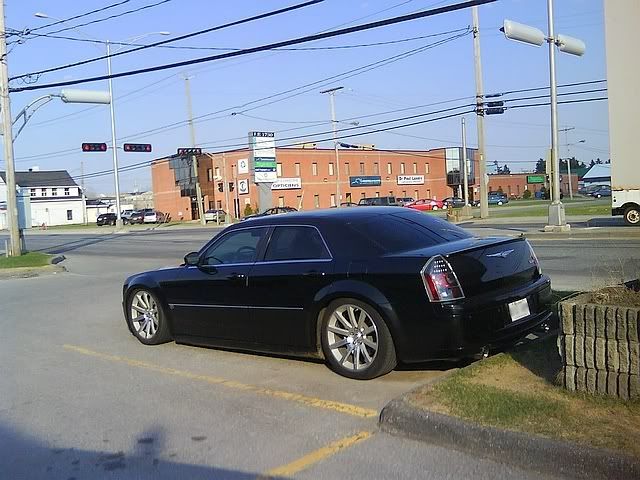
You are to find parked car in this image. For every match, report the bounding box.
[121,209,135,224]
[395,197,415,206]
[404,199,444,211]
[123,207,551,379]
[96,213,117,226]
[488,194,509,205]
[129,209,153,224]
[358,196,398,206]
[143,211,166,224]
[442,197,466,208]
[204,209,227,223]
[591,187,611,198]
[243,206,297,221]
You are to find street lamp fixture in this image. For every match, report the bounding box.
[501,1,585,231]
[320,86,344,208]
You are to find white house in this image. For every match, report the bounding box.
[0,170,85,227]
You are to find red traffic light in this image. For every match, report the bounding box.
[123,143,152,152]
[81,143,107,152]
[177,147,202,156]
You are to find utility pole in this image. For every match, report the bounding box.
[559,126,575,200]
[321,86,343,207]
[222,152,231,222]
[80,161,88,225]
[106,41,123,228]
[472,6,489,219]
[184,75,205,225]
[461,118,469,205]
[0,3,20,256]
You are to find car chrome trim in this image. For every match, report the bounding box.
[168,303,304,311]
[486,249,515,259]
[256,258,333,265]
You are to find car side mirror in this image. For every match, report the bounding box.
[184,252,200,266]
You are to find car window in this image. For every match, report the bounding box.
[201,227,268,265]
[264,226,331,262]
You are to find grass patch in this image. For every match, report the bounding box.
[490,202,611,218]
[409,336,640,456]
[0,252,52,269]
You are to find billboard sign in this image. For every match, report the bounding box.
[349,176,381,187]
[249,131,277,183]
[397,175,425,185]
[271,178,302,190]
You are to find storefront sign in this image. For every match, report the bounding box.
[349,175,381,187]
[527,174,545,184]
[271,178,301,190]
[249,131,277,183]
[397,175,424,185]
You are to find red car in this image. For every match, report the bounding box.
[404,199,444,211]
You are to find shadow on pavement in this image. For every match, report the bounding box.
[0,422,285,480]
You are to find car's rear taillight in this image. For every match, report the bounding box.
[421,255,465,302]
[527,240,542,274]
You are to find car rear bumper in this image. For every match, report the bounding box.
[400,275,552,362]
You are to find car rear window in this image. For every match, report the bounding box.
[349,211,472,253]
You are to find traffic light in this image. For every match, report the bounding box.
[228,182,235,192]
[177,147,202,156]
[123,143,152,152]
[81,143,107,152]
[217,182,224,192]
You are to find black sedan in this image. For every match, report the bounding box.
[123,207,551,379]
[96,213,117,226]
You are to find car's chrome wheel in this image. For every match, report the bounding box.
[432,206,438,210]
[327,304,378,371]
[321,299,397,379]
[127,288,171,345]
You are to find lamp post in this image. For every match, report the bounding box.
[501,1,585,231]
[34,13,169,227]
[320,86,344,208]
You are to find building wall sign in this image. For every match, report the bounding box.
[271,178,302,190]
[349,175,381,187]
[397,175,425,185]
[249,131,277,183]
[526,174,545,184]
[238,179,250,195]
[238,158,249,175]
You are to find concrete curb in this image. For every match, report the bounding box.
[379,395,640,480]
[50,254,66,265]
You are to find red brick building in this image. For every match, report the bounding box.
[487,173,579,198]
[152,146,480,221]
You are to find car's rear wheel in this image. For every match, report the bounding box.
[321,298,397,380]
[126,288,171,345]
[624,206,640,226]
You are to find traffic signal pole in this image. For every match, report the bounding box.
[106,41,123,228]
[472,6,489,219]
[184,76,205,226]
[0,2,21,256]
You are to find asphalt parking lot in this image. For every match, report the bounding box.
[0,229,558,479]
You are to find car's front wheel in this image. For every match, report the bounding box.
[126,288,171,345]
[321,298,397,380]
[624,206,640,226]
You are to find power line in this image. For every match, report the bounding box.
[10,0,325,82]
[9,0,497,93]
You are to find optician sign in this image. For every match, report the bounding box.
[397,175,425,185]
[271,178,302,190]
[349,175,381,187]
[249,131,277,183]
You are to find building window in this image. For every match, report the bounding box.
[361,192,366,199]
[52,188,57,196]
[328,162,335,176]
[425,163,430,174]
[295,163,301,176]
[402,190,407,197]
[30,189,36,197]
[373,162,379,175]
[217,200,222,209]
[344,162,350,175]
[414,189,419,199]
[66,210,73,221]
[413,163,418,174]
[427,189,431,199]
[359,162,365,175]
[278,196,285,207]
[314,194,320,208]
[215,167,220,178]
[207,168,213,182]
[209,201,215,209]
[330,193,336,207]
[400,163,406,174]
[375,191,380,198]
[64,188,70,196]
[387,163,392,175]
[389,191,394,197]
[41,188,47,196]
[312,163,318,176]
[296,195,303,208]
[517,184,521,195]
[277,163,283,176]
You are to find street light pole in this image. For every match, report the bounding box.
[321,86,343,208]
[106,40,123,228]
[0,1,20,256]
[184,75,206,226]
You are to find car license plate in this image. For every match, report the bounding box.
[508,298,530,322]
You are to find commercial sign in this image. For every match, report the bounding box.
[349,175,382,187]
[271,178,301,190]
[527,174,545,184]
[249,131,277,183]
[238,179,250,195]
[397,175,425,185]
[237,158,249,175]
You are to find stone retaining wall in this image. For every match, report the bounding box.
[558,294,640,399]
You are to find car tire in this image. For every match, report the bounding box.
[126,288,172,345]
[497,201,503,206]
[624,206,640,226]
[596,194,601,199]
[320,298,397,380]
[432,206,438,210]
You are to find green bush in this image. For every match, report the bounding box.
[243,204,253,217]
[522,190,532,199]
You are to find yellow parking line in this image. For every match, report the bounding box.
[63,344,378,418]
[262,431,373,478]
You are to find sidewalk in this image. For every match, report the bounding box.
[12,221,226,236]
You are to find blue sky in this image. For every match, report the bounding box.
[2,0,608,195]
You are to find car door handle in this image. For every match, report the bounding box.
[303,270,326,277]
[227,273,246,281]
